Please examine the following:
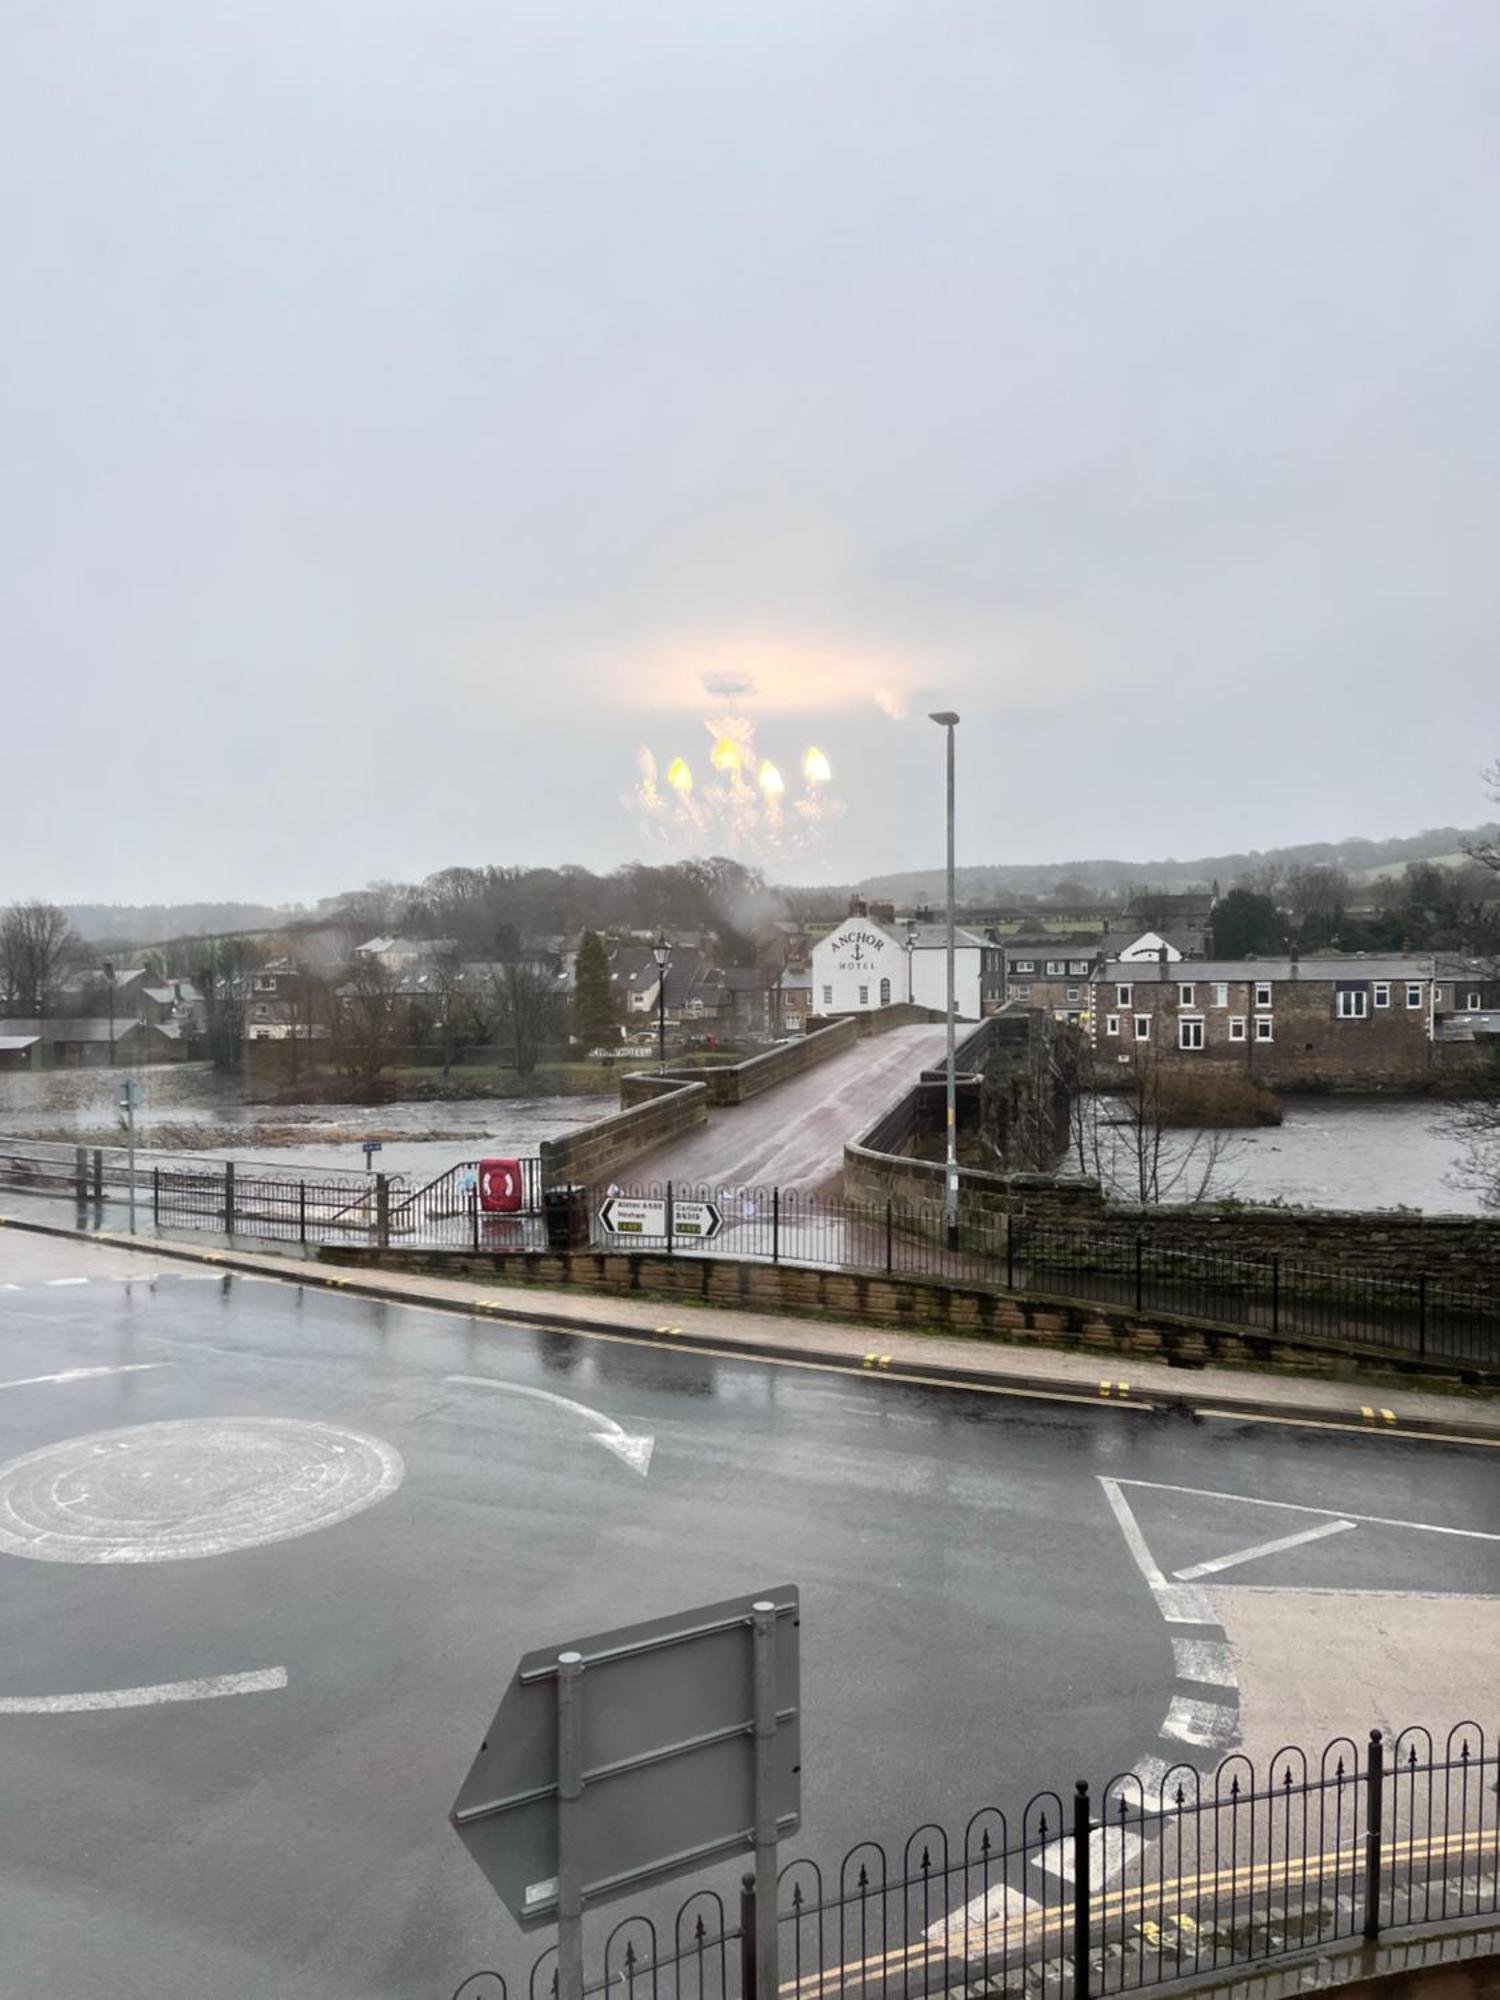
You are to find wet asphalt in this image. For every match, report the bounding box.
[0,1260,1495,1999]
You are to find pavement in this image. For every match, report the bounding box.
[0,1216,1497,2000]
[627,1021,953,1192]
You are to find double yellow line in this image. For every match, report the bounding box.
[782,1825,1500,1997]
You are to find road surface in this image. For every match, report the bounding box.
[630,1022,954,1194]
[0,1227,1494,2000]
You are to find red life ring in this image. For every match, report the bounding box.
[479,1158,523,1213]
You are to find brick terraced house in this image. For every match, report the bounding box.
[1086,952,1495,1090]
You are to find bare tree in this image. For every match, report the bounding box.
[1448,760,1500,1206]
[0,900,81,1015]
[428,944,465,1079]
[333,955,405,1090]
[1069,1039,1241,1206]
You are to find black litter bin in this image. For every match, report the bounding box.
[543,1183,591,1251]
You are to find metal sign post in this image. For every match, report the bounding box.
[451,1588,801,1999]
[116,1078,140,1233]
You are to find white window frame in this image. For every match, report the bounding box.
[1178,1016,1205,1051]
[1045,960,1064,976]
[1228,1015,1247,1042]
[1134,1014,1151,1042]
[879,977,891,1005]
[1178,984,1195,1006]
[1116,983,1132,1006]
[1069,961,1089,975]
[1213,982,1228,1007]
[1406,983,1423,1009]
[821,985,833,1007]
[1373,982,1390,1009]
[1014,959,1034,974]
[1013,983,1031,1001]
[1336,989,1368,1020]
[1066,987,1080,1003]
[1254,1015,1274,1042]
[1105,1014,1120,1037]
[1468,990,1482,1011]
[1255,982,1273,1009]
[857,984,869,1006]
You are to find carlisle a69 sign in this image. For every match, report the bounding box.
[599,1194,724,1242]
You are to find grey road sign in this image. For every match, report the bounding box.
[598,1194,724,1240]
[451,1587,800,1999]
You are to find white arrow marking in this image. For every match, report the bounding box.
[0,1364,166,1394]
[447,1375,655,1477]
[1172,1518,1356,1581]
[0,1667,287,1714]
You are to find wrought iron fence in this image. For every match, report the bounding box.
[584,1178,1499,1373]
[455,1725,1498,2000]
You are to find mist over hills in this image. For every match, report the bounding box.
[851,823,1500,907]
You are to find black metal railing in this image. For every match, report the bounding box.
[584,1177,1499,1373]
[455,1724,1498,2000]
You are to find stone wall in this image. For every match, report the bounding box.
[620,1017,858,1108]
[539,1077,706,1189]
[322,1243,1495,1387]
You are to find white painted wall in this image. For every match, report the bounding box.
[809,921,983,1019]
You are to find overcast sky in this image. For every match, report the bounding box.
[3,2,1498,906]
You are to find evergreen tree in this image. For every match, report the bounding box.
[572,931,617,1048]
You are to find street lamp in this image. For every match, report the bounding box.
[929,711,961,1249]
[652,932,672,1073]
[103,959,116,1066]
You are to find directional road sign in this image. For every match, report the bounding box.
[598,1194,724,1241]
[450,1587,800,1945]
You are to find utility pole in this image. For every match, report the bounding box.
[929,712,961,1248]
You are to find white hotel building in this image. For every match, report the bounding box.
[808,918,991,1022]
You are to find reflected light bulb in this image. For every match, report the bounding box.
[802,747,832,785]
[710,736,742,773]
[666,757,693,794]
[758,760,785,796]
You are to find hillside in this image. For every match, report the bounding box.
[852,823,1500,906]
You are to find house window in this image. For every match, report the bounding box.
[253,976,276,993]
[1178,1017,1205,1051]
[879,977,891,1005]
[1015,960,1034,974]
[1254,1016,1274,1042]
[1406,983,1423,1009]
[1336,989,1368,1020]
[1213,982,1229,1007]
[1134,1015,1151,1042]
[1013,983,1031,1001]
[821,985,833,1007]
[1435,986,1449,1006]
[1468,990,1482,1011]
[1373,982,1390,1009]
[1229,1016,1247,1042]
[1045,960,1064,975]
[1178,984,1195,1007]
[1116,984,1131,1006]
[1069,961,1089,975]
[1105,1014,1120,1037]
[858,984,869,1006]
[1255,982,1273,1009]
[1066,987,1080,1003]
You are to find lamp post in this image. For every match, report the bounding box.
[652,932,672,1074]
[104,959,116,1066]
[929,711,960,1249]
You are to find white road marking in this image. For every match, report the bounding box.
[925,1881,1040,1939]
[1219,1585,1500,1602]
[1161,1695,1238,1751]
[1033,1824,1145,1885]
[447,1374,655,1476]
[0,1418,404,1563]
[1097,1479,1219,1624]
[0,1667,287,1713]
[1170,1637,1238,1687]
[1112,1756,1175,1810]
[0,1365,166,1394]
[44,1278,90,1287]
[1172,1518,1356,1581]
[1111,1477,1500,1543]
